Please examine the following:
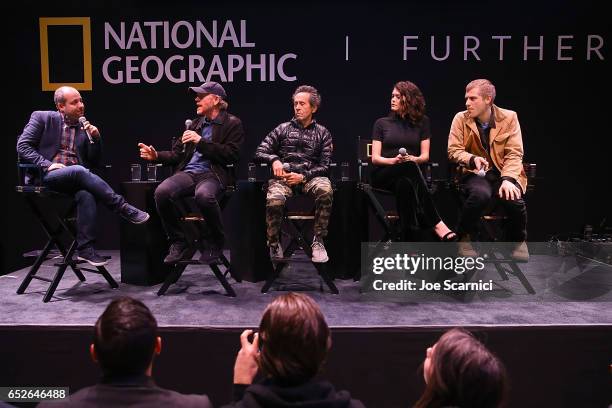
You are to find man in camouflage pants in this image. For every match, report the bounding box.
[255,85,333,263]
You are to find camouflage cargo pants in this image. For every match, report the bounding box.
[265,176,333,245]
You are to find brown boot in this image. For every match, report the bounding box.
[458,234,478,257]
[511,241,530,262]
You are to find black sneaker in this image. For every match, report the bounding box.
[120,203,150,224]
[77,247,109,266]
[164,241,195,264]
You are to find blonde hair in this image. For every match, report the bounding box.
[466,79,496,103]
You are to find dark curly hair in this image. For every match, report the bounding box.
[293,85,322,109]
[393,81,426,124]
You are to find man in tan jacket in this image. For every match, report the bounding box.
[448,79,528,261]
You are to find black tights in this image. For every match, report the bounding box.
[371,162,442,240]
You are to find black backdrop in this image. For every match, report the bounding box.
[3,0,610,273]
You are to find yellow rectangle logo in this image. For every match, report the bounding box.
[39,17,92,91]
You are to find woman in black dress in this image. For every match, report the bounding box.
[370,80,455,241]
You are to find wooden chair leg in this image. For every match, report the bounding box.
[262,217,339,294]
[98,266,119,288]
[314,262,339,294]
[507,262,536,294]
[210,263,237,297]
[43,264,68,303]
[17,240,53,294]
[157,264,188,296]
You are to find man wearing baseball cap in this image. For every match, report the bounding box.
[188,81,228,100]
[138,81,244,264]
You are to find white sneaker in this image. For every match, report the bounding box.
[311,237,329,263]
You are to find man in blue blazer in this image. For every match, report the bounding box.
[17,86,149,266]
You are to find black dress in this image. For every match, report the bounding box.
[371,113,441,240]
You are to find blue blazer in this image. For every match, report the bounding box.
[17,110,102,171]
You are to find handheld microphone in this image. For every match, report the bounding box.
[398,147,407,156]
[477,168,486,177]
[182,119,193,153]
[282,163,290,173]
[78,116,94,144]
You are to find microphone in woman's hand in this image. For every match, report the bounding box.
[398,147,407,156]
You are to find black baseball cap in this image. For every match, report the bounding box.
[188,81,227,99]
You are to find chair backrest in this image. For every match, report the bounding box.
[357,136,373,183]
[523,163,536,192]
[247,162,273,183]
[225,163,237,191]
[16,133,45,191]
[357,137,373,164]
[16,164,47,193]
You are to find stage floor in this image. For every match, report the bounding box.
[2,250,611,407]
[1,250,611,328]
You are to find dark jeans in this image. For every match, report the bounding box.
[43,165,125,250]
[458,172,528,242]
[154,170,225,247]
[371,161,442,240]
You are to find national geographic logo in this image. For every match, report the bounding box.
[39,17,92,91]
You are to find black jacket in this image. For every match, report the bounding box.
[254,119,332,181]
[224,379,366,408]
[37,375,212,408]
[156,110,244,187]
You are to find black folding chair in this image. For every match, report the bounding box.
[260,194,339,294]
[356,136,443,282]
[448,163,537,294]
[15,163,118,302]
[357,136,440,244]
[255,158,338,295]
[157,166,239,297]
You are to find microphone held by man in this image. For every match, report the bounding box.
[473,156,488,177]
[78,116,99,144]
[270,160,304,186]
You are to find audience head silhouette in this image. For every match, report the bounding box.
[258,292,331,385]
[416,327,508,408]
[91,296,161,377]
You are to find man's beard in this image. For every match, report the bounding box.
[63,112,80,125]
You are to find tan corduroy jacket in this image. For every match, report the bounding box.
[448,104,527,193]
